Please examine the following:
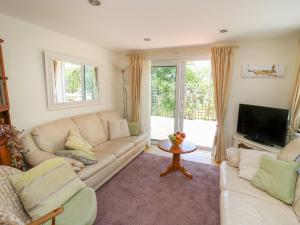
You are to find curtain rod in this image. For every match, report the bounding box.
[126,43,239,57]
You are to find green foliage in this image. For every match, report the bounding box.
[151,62,215,121]
[64,64,81,93]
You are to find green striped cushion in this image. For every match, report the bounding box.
[9,158,86,220]
[54,149,97,165]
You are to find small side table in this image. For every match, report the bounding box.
[157,139,197,179]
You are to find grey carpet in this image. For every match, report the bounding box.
[95,153,220,225]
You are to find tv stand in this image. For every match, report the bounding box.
[233,133,281,153]
[244,135,273,147]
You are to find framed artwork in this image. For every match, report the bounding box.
[242,64,285,78]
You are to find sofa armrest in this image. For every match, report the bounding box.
[28,207,63,225]
[22,133,56,167]
[225,147,240,168]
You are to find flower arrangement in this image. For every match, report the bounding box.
[0,125,27,171]
[169,132,186,146]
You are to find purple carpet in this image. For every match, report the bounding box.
[95,153,220,225]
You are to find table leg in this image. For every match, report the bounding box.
[160,164,173,177]
[160,153,193,179]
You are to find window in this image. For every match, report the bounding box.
[44,51,100,110]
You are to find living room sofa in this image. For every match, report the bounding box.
[21,110,148,190]
[220,147,300,225]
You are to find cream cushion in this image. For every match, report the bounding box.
[225,147,240,168]
[95,141,134,158]
[220,161,284,206]
[72,114,106,147]
[238,149,276,181]
[221,191,299,225]
[78,152,116,180]
[278,138,300,162]
[114,133,148,146]
[97,110,122,138]
[31,118,79,153]
[108,119,130,140]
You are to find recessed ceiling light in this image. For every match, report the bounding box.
[89,0,101,6]
[219,29,228,33]
[144,37,151,42]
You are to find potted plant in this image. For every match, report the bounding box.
[0,125,27,171]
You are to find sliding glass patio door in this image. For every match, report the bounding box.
[150,60,216,148]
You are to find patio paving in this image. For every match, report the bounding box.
[151,116,216,149]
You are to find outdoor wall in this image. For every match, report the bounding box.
[0,14,122,131]
[226,37,299,146]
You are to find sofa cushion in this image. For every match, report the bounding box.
[65,131,93,153]
[55,150,97,165]
[251,155,299,204]
[225,147,240,168]
[72,114,106,147]
[94,141,134,158]
[97,110,122,139]
[45,187,97,225]
[220,161,284,206]
[239,149,276,181]
[220,191,299,225]
[278,137,300,162]
[78,152,116,180]
[31,118,79,153]
[108,119,130,140]
[9,158,86,220]
[114,133,147,146]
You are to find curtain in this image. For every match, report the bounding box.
[211,47,233,163]
[140,59,152,146]
[129,54,144,122]
[288,53,300,140]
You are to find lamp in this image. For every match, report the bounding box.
[115,61,129,119]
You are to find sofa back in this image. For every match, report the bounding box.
[23,110,122,167]
[31,118,80,153]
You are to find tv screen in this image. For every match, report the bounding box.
[237,104,289,147]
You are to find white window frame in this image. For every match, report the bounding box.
[44,51,101,110]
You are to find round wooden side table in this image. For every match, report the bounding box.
[157,139,197,179]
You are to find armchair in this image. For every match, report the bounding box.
[0,166,97,225]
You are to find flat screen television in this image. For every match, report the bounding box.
[237,104,289,147]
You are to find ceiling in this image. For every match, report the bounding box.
[0,0,299,51]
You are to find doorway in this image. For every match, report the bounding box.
[150,60,216,149]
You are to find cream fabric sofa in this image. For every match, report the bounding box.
[220,147,300,225]
[21,110,148,190]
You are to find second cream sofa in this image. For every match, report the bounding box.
[21,110,148,190]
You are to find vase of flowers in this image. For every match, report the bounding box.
[0,125,27,171]
[168,132,186,147]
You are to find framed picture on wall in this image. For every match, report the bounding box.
[242,64,285,78]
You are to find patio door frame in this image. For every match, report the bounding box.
[151,59,187,137]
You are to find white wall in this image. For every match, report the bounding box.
[226,38,299,146]
[125,37,299,147]
[0,14,122,131]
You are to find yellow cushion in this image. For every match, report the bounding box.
[9,158,86,220]
[65,131,94,154]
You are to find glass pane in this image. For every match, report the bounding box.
[183,60,216,147]
[151,66,176,140]
[63,62,82,102]
[84,66,98,101]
